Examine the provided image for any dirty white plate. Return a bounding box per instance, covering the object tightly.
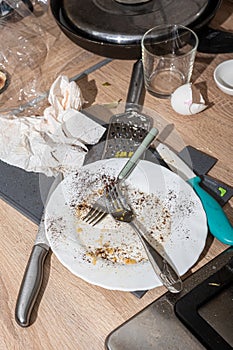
[44,158,207,291]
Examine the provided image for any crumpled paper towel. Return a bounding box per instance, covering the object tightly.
[0,75,106,176]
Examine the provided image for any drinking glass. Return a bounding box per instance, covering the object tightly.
[141,24,198,98]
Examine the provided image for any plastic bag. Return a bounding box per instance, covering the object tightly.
[0,0,51,116]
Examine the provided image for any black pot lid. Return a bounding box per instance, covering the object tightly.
[61,0,209,45]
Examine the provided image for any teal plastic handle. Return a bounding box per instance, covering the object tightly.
[188,176,233,245]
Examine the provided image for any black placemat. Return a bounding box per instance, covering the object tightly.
[0,160,54,224]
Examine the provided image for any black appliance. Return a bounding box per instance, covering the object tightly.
[105,248,233,350]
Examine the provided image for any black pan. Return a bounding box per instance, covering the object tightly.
[50,0,233,59]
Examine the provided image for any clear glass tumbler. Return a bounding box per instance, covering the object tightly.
[141,24,198,98]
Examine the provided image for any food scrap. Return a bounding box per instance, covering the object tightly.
[77,227,83,233]
[208,282,221,287]
[85,242,145,266]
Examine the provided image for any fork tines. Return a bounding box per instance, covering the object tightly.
[83,205,107,226]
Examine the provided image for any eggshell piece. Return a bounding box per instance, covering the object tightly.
[171,83,207,115]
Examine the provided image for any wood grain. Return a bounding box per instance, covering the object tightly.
[0,1,232,349]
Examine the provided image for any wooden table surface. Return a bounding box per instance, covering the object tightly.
[1,1,233,349]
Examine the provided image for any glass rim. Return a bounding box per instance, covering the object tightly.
[141,23,199,58]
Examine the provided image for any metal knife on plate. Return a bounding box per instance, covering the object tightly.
[15,174,62,327]
[156,143,233,246]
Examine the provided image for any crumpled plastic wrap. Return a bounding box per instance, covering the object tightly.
[0,0,56,116]
[0,75,106,176]
[0,34,48,114]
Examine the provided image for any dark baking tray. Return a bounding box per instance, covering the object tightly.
[175,256,233,349]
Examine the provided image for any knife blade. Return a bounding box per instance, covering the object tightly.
[15,174,62,327]
[156,143,233,246]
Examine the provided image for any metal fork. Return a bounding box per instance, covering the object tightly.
[83,127,158,226]
[105,184,183,294]
[83,197,107,226]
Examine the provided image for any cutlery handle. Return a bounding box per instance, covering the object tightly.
[125,59,145,112]
[188,176,233,245]
[130,222,183,293]
[118,127,158,181]
[15,244,49,327]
